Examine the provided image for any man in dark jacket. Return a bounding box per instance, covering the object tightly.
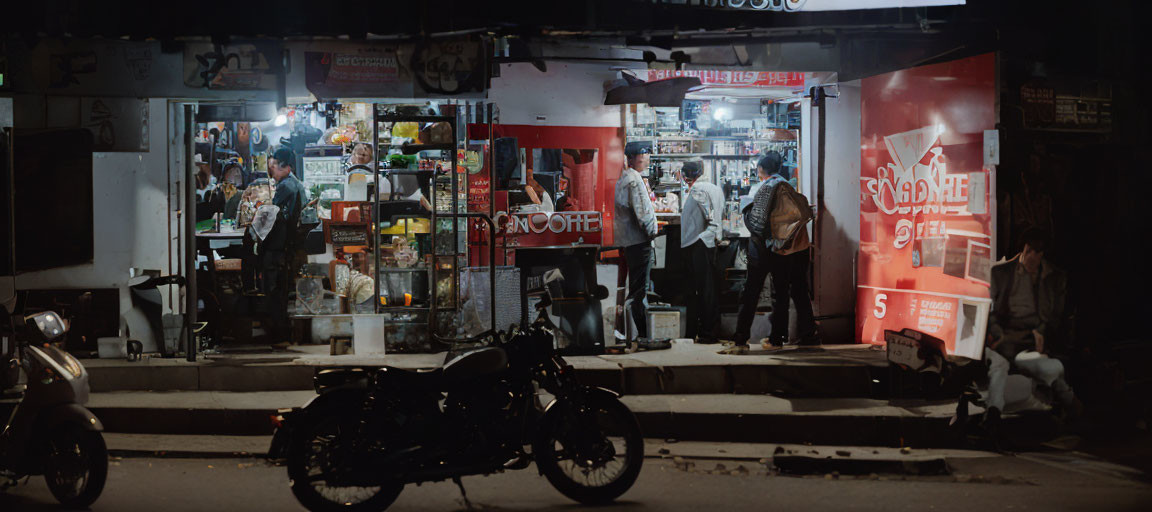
[983,228,1078,422]
[261,147,306,350]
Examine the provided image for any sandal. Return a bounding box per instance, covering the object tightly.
[719,344,749,355]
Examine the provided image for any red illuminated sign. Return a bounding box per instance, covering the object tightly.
[857,53,996,359]
[646,70,805,88]
[497,211,603,248]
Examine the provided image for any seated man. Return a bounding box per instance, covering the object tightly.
[983,228,1079,424]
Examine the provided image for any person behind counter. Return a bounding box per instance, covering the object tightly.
[614,146,664,348]
[348,142,373,168]
[680,160,725,344]
[260,147,308,350]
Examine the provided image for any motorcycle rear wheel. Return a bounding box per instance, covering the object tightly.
[43,427,107,509]
[534,391,644,505]
[287,413,404,512]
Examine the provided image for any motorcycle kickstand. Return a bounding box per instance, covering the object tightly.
[452,476,475,510]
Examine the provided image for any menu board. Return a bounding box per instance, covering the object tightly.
[303,156,345,185]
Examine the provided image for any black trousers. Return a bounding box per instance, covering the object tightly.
[767,248,816,343]
[260,250,291,345]
[733,239,770,345]
[623,243,653,339]
[684,240,718,340]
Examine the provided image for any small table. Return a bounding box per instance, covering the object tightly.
[195,230,248,344]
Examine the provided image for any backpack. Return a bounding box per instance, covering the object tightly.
[742,175,782,239]
[767,181,813,255]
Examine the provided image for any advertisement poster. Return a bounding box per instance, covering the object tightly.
[857,53,995,359]
[183,42,281,90]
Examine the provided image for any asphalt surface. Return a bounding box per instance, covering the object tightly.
[2,453,1151,512]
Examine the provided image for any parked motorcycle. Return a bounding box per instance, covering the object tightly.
[0,306,108,508]
[269,309,644,511]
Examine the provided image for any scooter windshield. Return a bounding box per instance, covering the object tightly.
[35,345,84,379]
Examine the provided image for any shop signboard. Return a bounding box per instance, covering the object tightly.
[304,49,408,99]
[498,211,602,248]
[644,0,963,11]
[647,70,804,88]
[857,52,995,360]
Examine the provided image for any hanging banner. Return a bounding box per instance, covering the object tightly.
[857,52,995,359]
[647,70,804,88]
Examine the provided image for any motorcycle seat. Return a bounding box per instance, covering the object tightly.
[442,347,508,385]
[378,348,508,390]
[380,366,445,390]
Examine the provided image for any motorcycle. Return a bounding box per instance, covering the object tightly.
[269,303,644,511]
[0,305,108,509]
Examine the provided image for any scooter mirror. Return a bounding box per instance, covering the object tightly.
[26,311,68,343]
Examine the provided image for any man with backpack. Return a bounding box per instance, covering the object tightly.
[722,152,819,355]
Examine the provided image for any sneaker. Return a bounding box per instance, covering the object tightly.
[270,342,291,351]
[719,344,749,355]
[694,336,721,345]
[637,338,672,351]
[760,339,785,351]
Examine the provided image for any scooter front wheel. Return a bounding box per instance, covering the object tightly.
[43,427,107,509]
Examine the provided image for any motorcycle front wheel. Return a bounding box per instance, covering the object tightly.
[287,413,404,512]
[43,427,107,509]
[534,390,644,505]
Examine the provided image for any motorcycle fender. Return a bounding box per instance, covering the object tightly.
[541,386,620,415]
[268,388,365,461]
[37,403,104,432]
[537,386,621,475]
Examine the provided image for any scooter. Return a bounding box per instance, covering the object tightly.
[0,305,108,509]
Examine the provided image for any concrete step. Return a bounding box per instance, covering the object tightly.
[86,391,980,448]
[84,343,889,398]
[101,434,998,475]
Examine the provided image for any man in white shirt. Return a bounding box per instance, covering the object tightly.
[680,160,725,344]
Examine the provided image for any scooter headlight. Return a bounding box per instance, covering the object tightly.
[59,350,84,379]
[32,345,84,380]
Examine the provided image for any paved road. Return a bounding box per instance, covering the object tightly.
[2,454,1150,512]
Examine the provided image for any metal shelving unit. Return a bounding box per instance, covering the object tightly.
[372,105,466,345]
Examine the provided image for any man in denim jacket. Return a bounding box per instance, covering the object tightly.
[614,147,658,343]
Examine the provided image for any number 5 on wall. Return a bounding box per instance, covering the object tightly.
[874,293,888,319]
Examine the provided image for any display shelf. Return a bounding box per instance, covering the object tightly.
[377,143,456,152]
[379,268,428,273]
[375,113,451,122]
[376,306,432,313]
[651,153,708,158]
[377,169,433,175]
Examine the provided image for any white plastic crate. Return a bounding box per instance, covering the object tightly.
[648,311,680,340]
